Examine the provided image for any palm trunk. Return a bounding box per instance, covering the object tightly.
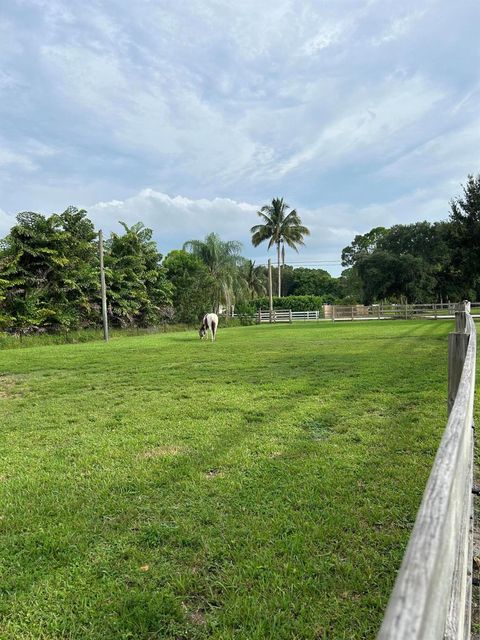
[277,241,281,297]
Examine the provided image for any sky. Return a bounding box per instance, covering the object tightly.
[0,0,479,275]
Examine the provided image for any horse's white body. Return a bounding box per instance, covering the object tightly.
[200,313,218,341]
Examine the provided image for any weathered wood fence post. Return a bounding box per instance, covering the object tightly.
[377,299,476,640]
[98,229,109,342]
[268,259,273,324]
[448,303,470,416]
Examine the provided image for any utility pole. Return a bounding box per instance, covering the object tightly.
[98,229,109,342]
[268,258,273,324]
[277,242,281,297]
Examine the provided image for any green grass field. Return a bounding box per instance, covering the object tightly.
[0,321,456,639]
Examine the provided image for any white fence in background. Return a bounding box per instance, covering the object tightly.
[256,309,321,323]
[252,302,480,323]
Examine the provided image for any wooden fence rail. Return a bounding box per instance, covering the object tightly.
[377,304,476,639]
[252,302,480,323]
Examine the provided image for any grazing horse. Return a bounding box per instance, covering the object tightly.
[199,313,218,342]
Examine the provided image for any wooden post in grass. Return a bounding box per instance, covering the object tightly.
[448,331,469,416]
[447,303,470,416]
[99,229,109,342]
[268,259,273,324]
[456,308,467,333]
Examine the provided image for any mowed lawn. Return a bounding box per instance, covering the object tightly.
[0,321,455,639]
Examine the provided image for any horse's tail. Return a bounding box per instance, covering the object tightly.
[211,318,217,341]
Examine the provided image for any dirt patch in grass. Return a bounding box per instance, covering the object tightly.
[190,610,206,625]
[206,468,224,479]
[140,446,181,458]
[182,601,206,626]
[0,375,24,399]
[301,416,336,440]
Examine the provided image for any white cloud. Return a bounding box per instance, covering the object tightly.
[0,0,478,251]
[89,189,257,250]
[372,8,428,45]
[0,148,36,170]
[0,207,18,237]
[302,22,346,54]
[379,119,480,180]
[272,74,444,177]
[86,183,456,276]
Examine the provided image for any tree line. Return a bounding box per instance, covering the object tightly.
[0,174,478,334]
[0,206,334,334]
[340,174,480,304]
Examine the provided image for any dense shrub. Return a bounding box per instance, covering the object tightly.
[250,295,328,311]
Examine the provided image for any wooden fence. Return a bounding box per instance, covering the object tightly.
[377,304,477,639]
[257,309,319,323]
[255,302,480,323]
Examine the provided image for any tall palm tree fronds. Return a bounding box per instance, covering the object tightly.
[241,259,267,299]
[250,197,309,296]
[183,232,244,314]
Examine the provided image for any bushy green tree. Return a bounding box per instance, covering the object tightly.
[341,227,387,267]
[105,222,173,327]
[283,267,340,297]
[53,207,99,326]
[341,220,463,303]
[449,174,480,297]
[0,208,101,332]
[163,250,215,324]
[183,232,244,313]
[251,294,327,311]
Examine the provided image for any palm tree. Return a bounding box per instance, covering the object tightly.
[250,197,310,296]
[183,232,244,314]
[242,259,267,299]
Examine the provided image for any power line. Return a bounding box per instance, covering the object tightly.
[251,260,343,266]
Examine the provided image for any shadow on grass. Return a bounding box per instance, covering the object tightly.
[0,323,450,639]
